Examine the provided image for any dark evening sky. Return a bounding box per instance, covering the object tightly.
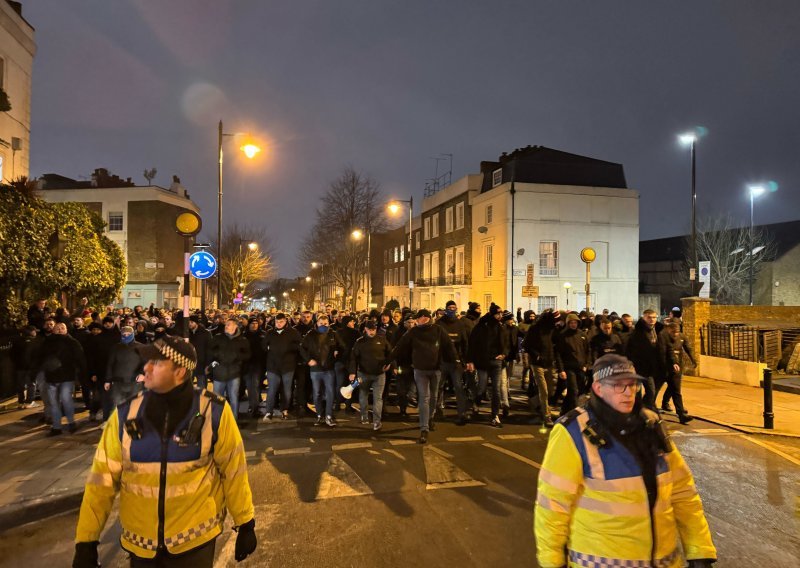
[23,1,800,275]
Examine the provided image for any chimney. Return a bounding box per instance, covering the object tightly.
[169,175,185,196]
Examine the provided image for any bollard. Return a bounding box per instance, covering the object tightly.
[763,368,774,430]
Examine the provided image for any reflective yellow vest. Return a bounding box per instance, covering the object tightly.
[534,406,716,568]
[75,388,254,559]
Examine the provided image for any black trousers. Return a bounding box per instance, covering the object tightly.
[130,539,215,567]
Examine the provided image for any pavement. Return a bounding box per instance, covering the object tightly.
[0,372,797,535]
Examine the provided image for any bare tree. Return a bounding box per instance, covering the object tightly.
[209,223,275,307]
[299,166,387,310]
[675,214,776,304]
[143,167,157,185]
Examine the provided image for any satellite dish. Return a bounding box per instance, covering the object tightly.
[477,226,488,234]
[517,248,525,256]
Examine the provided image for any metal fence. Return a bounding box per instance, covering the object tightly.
[701,322,800,368]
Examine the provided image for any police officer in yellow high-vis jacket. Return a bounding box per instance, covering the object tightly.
[73,335,257,567]
[534,354,716,568]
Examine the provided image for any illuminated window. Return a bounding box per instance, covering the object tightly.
[486,205,493,225]
[445,207,453,233]
[484,244,493,277]
[431,213,439,238]
[455,202,464,230]
[539,241,558,276]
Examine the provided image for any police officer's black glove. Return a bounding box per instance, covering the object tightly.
[687,560,715,568]
[234,518,257,562]
[72,541,100,568]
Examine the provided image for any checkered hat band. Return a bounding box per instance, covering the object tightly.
[157,341,196,371]
[594,363,636,381]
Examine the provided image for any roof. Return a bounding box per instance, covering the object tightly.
[480,145,628,192]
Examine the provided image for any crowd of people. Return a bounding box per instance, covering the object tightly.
[2,297,694,441]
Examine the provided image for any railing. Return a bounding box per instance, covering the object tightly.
[701,322,800,368]
[414,275,471,287]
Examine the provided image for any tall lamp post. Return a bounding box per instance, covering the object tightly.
[311,262,325,311]
[679,132,698,294]
[748,185,765,306]
[563,281,572,310]
[388,198,413,308]
[351,229,371,310]
[217,119,261,308]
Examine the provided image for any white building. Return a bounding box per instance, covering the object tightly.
[0,1,35,183]
[470,146,640,316]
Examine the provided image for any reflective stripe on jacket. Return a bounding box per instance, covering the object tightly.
[534,407,716,568]
[75,388,254,558]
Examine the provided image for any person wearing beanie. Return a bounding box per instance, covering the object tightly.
[102,325,144,419]
[466,304,510,427]
[464,302,482,333]
[436,300,472,425]
[263,313,302,421]
[207,319,252,420]
[554,311,591,416]
[333,315,360,414]
[535,354,716,568]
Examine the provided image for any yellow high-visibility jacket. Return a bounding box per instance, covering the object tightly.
[534,406,716,568]
[76,388,254,559]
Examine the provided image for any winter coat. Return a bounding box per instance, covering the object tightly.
[334,327,361,365]
[38,333,87,383]
[625,319,667,379]
[436,316,471,362]
[377,321,399,346]
[10,334,41,371]
[589,332,624,362]
[467,314,510,370]
[299,329,339,371]
[263,326,302,374]
[85,330,119,379]
[208,331,251,381]
[188,324,212,371]
[349,334,392,376]
[523,312,558,368]
[554,327,591,373]
[105,341,145,383]
[243,329,267,374]
[390,323,458,372]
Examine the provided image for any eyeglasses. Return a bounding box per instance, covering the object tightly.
[600,380,641,394]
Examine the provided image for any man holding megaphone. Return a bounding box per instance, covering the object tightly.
[348,321,392,431]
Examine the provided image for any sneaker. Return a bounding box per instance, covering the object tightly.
[46,428,62,437]
[373,422,382,431]
[262,413,273,422]
[417,431,428,444]
[67,423,77,434]
[27,401,40,408]
[360,416,370,425]
[314,415,324,426]
[325,416,337,428]
[491,415,503,428]
[544,418,555,428]
[281,410,289,420]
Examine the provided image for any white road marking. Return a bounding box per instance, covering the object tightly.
[742,435,800,467]
[315,454,373,500]
[244,450,256,457]
[428,445,453,459]
[498,433,535,440]
[273,447,311,456]
[423,445,485,490]
[331,442,372,451]
[55,451,89,470]
[389,439,416,446]
[384,449,406,461]
[446,436,484,442]
[482,443,541,469]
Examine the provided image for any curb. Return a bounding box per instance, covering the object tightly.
[690,415,800,439]
[0,489,84,533]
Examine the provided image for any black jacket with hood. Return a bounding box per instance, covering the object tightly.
[208,327,252,381]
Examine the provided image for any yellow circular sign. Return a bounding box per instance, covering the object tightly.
[175,211,201,236]
[580,247,596,263]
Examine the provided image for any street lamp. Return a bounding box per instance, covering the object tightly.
[563,281,572,309]
[748,184,766,305]
[310,262,325,311]
[351,228,371,310]
[679,131,698,294]
[388,197,413,308]
[217,119,261,308]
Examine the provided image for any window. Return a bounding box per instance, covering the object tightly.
[399,245,404,262]
[415,231,421,250]
[423,217,430,240]
[384,269,389,285]
[431,251,439,280]
[486,204,493,225]
[384,250,389,265]
[393,247,399,263]
[423,253,431,279]
[399,266,405,284]
[455,202,465,230]
[108,212,124,232]
[415,255,422,280]
[455,246,465,276]
[484,293,492,308]
[484,244,493,277]
[445,207,454,233]
[431,212,439,238]
[492,168,502,187]
[538,296,557,312]
[393,268,399,286]
[445,248,454,278]
[539,241,558,276]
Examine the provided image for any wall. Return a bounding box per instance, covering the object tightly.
[756,243,800,306]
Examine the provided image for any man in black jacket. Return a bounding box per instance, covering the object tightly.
[263,313,302,420]
[522,310,558,427]
[625,309,667,410]
[466,304,510,428]
[85,321,118,421]
[188,316,212,389]
[11,326,40,408]
[299,315,339,427]
[38,322,86,436]
[436,300,471,425]
[103,326,144,418]
[208,319,251,419]
[554,313,591,416]
[243,319,267,418]
[334,316,360,413]
[389,309,458,443]
[348,321,391,430]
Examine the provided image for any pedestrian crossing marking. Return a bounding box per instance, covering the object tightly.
[428,445,454,459]
[446,436,484,442]
[384,449,406,461]
[331,442,373,452]
[694,428,729,433]
[498,434,535,440]
[389,439,416,446]
[273,447,311,456]
[423,445,485,490]
[482,443,541,469]
[315,454,373,500]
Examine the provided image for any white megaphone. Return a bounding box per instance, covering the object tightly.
[340,377,361,400]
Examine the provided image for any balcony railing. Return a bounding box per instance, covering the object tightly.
[414,274,471,287]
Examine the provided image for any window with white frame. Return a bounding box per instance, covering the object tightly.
[539,241,558,276]
[399,245,404,262]
[492,168,502,187]
[430,251,439,279]
[486,204,493,225]
[415,231,421,249]
[399,266,405,284]
[431,212,439,238]
[538,296,557,312]
[393,247,399,263]
[415,255,422,280]
[455,202,464,230]
[484,293,492,308]
[108,211,124,232]
[484,244,493,277]
[455,245,465,275]
[445,248,454,279]
[423,217,430,240]
[445,207,454,233]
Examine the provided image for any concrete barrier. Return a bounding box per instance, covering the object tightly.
[698,354,766,387]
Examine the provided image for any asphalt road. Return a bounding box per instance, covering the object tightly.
[1,406,799,568]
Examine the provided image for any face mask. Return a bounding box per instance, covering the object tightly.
[317,326,329,334]
[445,310,457,319]
[121,333,134,345]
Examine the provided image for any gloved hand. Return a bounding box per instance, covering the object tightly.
[688,560,716,568]
[72,541,100,568]
[234,518,257,562]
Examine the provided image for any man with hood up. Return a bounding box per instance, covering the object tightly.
[522,310,558,427]
[466,303,510,428]
[208,319,251,419]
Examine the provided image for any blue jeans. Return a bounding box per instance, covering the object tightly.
[265,370,295,415]
[310,369,335,418]
[358,372,386,424]
[476,360,503,417]
[413,369,441,432]
[244,369,264,414]
[440,362,468,417]
[213,378,241,418]
[47,381,75,429]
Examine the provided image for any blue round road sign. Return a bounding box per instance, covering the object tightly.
[189,251,217,280]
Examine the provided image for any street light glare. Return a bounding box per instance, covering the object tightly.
[305,276,311,282]
[678,133,697,146]
[563,282,572,289]
[241,143,261,159]
[749,185,766,198]
[311,261,319,268]
[247,242,258,251]
[387,202,401,215]
[351,229,364,240]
